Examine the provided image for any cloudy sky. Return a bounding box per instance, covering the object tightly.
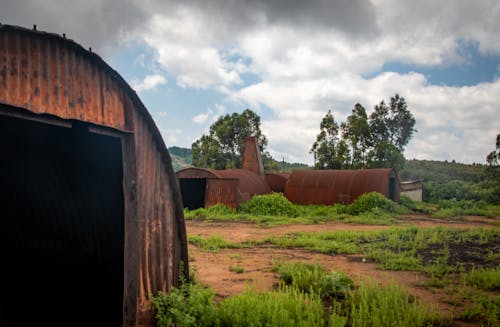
[2,0,499,165]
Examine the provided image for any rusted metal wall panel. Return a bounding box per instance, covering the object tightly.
[265,173,290,193]
[175,168,271,207]
[132,109,188,326]
[0,26,126,130]
[284,169,399,205]
[216,169,271,202]
[206,179,239,208]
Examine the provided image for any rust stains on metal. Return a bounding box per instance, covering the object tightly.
[176,137,272,209]
[176,167,271,208]
[0,24,188,327]
[284,168,401,205]
[265,173,290,193]
[242,136,265,177]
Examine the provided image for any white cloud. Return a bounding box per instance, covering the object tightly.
[131,74,167,92]
[237,73,500,165]
[192,108,213,124]
[192,104,227,124]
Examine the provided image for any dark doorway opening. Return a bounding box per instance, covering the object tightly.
[179,178,206,209]
[389,176,396,201]
[0,113,124,326]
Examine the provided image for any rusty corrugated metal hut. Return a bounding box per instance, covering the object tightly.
[176,136,271,209]
[0,24,188,326]
[284,168,401,205]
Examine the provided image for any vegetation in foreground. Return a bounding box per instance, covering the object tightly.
[182,192,499,326]
[187,226,500,326]
[152,263,448,327]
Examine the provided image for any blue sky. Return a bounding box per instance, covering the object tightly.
[2,0,500,165]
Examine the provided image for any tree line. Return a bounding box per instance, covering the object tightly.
[310,94,416,172]
[191,94,416,172]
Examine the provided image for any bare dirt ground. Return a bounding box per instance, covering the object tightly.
[186,216,499,323]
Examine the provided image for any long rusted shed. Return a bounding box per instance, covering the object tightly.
[284,168,401,205]
[0,24,188,327]
[176,167,271,208]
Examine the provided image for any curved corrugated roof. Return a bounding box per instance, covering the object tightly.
[284,168,399,205]
[0,24,188,326]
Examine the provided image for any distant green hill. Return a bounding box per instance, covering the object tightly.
[168,146,192,171]
[399,159,498,203]
[399,159,486,183]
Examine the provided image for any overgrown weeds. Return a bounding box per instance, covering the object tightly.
[151,262,446,326]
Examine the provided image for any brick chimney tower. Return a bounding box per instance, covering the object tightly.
[242,136,265,177]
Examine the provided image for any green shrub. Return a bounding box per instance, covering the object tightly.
[348,192,398,215]
[206,203,236,215]
[322,272,354,299]
[184,204,235,220]
[151,283,218,327]
[238,192,299,217]
[275,262,327,294]
[275,262,353,299]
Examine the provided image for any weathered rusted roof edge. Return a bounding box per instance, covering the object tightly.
[0,24,174,168]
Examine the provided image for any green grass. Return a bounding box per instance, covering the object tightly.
[185,193,499,228]
[188,235,246,252]
[267,227,500,274]
[184,192,407,226]
[462,267,500,291]
[229,265,245,274]
[218,286,327,327]
[350,281,446,327]
[152,274,446,327]
[460,295,500,327]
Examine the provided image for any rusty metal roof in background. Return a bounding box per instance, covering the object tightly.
[176,167,271,197]
[284,168,398,205]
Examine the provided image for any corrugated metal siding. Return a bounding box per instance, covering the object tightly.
[206,179,239,208]
[216,169,271,198]
[0,26,126,130]
[0,25,189,327]
[175,168,271,207]
[133,111,188,325]
[284,169,398,205]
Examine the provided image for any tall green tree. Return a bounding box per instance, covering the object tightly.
[311,94,416,172]
[367,94,416,171]
[341,103,370,168]
[191,109,268,169]
[486,133,500,166]
[310,110,351,169]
